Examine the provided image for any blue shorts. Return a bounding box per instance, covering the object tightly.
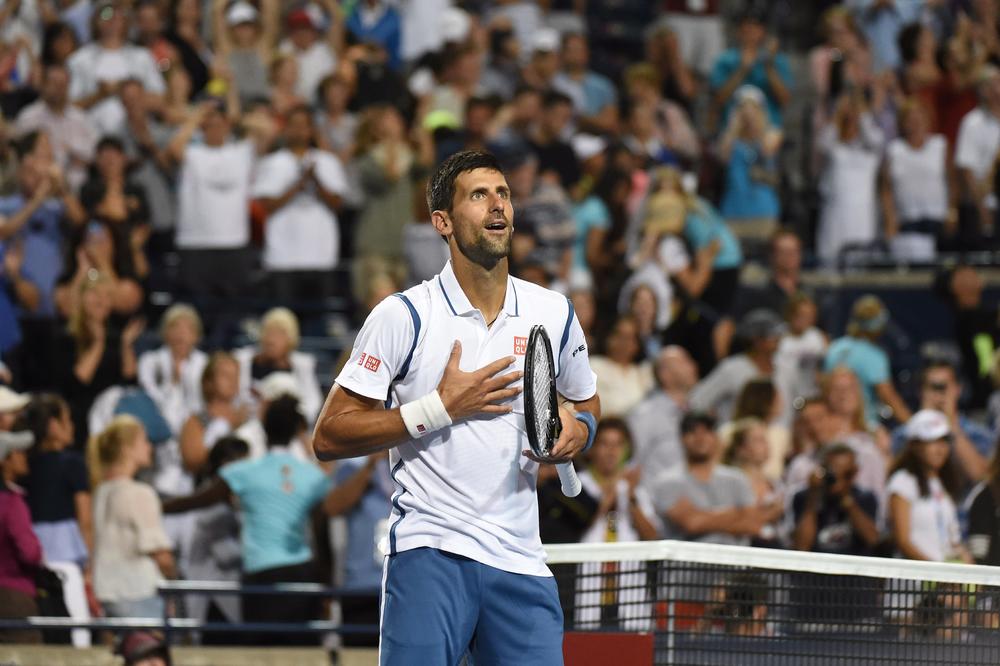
[379,547,564,666]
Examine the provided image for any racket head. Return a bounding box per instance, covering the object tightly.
[523,324,562,458]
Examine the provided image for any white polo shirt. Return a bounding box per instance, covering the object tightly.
[335,261,597,577]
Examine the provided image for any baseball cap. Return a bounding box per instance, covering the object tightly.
[571,134,607,162]
[680,410,716,435]
[906,409,951,442]
[286,8,316,31]
[531,28,561,54]
[0,386,29,413]
[0,431,33,459]
[226,1,259,26]
[739,308,785,340]
[734,84,766,107]
[441,7,471,44]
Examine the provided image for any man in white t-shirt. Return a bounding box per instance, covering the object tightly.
[954,66,1000,242]
[313,150,601,665]
[67,0,166,136]
[253,105,346,302]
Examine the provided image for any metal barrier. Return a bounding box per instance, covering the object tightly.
[0,581,382,644]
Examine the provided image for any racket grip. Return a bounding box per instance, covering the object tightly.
[556,462,581,497]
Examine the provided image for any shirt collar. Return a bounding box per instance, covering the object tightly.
[437,260,519,320]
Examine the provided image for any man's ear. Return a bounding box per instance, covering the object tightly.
[431,209,452,238]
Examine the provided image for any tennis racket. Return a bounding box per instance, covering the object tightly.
[523,325,582,497]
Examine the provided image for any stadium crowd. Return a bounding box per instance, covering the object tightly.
[3,0,1000,652]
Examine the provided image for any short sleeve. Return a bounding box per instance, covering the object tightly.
[334,458,364,485]
[220,459,250,496]
[954,113,979,171]
[315,152,348,195]
[867,349,890,385]
[130,484,172,553]
[251,153,293,198]
[708,52,733,91]
[65,452,90,493]
[335,296,416,401]
[556,300,597,402]
[137,49,167,94]
[732,469,755,507]
[886,470,918,503]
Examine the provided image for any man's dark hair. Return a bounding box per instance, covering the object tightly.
[426,149,504,214]
[594,417,632,453]
[263,395,306,449]
[542,89,573,110]
[919,360,956,388]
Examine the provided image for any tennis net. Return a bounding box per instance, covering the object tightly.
[545,540,1000,665]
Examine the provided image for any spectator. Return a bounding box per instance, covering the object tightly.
[315,73,358,162]
[427,44,482,127]
[887,409,971,562]
[164,0,211,100]
[115,630,171,666]
[212,0,279,107]
[792,443,880,555]
[954,65,1000,245]
[774,293,827,406]
[235,307,322,425]
[480,18,521,101]
[435,96,500,167]
[552,32,618,134]
[625,283,666,360]
[0,386,28,431]
[167,101,275,343]
[649,411,773,545]
[137,304,208,436]
[279,1,344,103]
[849,0,927,73]
[528,91,580,190]
[67,1,167,137]
[657,0,725,79]
[351,104,433,303]
[179,351,247,474]
[941,264,997,409]
[41,21,80,67]
[891,360,990,482]
[717,85,782,244]
[718,378,790,480]
[723,418,784,547]
[14,62,97,192]
[881,99,951,262]
[825,294,912,424]
[55,220,144,318]
[589,315,654,418]
[931,23,981,154]
[689,308,782,423]
[268,54,305,119]
[167,396,336,646]
[0,429,42,645]
[21,394,90,567]
[898,22,940,102]
[55,271,143,448]
[346,0,403,71]
[521,27,561,91]
[622,63,700,166]
[88,415,175,618]
[643,24,697,110]
[255,106,346,302]
[709,9,791,129]
[627,345,698,490]
[816,92,885,266]
[325,450,393,648]
[736,229,805,320]
[809,7,872,120]
[966,444,1000,565]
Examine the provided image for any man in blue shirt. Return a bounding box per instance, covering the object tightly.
[709,10,792,129]
[552,33,618,134]
[326,452,393,647]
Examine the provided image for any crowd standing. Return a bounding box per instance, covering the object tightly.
[2,0,1000,648]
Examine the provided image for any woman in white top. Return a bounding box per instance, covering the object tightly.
[887,410,971,563]
[88,415,174,618]
[589,316,654,418]
[816,92,885,266]
[137,304,208,436]
[881,99,951,262]
[576,419,659,631]
[775,294,827,409]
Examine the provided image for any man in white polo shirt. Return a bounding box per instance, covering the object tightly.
[313,150,600,665]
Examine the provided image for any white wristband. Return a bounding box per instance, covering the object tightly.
[399,390,453,439]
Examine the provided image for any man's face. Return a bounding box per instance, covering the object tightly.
[801,403,833,444]
[561,35,588,70]
[771,233,801,274]
[542,101,573,136]
[656,346,697,393]
[442,168,513,268]
[922,367,959,412]
[737,20,766,50]
[42,68,69,107]
[201,107,230,145]
[682,423,717,464]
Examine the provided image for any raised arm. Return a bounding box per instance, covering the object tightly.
[212,0,232,57]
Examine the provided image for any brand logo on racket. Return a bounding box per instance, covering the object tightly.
[513,336,528,355]
[358,353,382,372]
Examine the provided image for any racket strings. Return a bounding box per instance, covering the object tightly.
[531,343,554,453]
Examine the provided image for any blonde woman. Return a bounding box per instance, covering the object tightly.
[56,272,143,448]
[717,85,782,242]
[138,304,208,435]
[234,307,322,423]
[89,415,174,618]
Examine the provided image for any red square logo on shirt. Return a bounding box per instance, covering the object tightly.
[514,337,528,355]
[364,355,382,373]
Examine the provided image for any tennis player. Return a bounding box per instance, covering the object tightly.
[313,150,600,664]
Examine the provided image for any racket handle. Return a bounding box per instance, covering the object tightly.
[557,462,581,497]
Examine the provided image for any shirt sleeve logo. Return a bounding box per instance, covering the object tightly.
[514,336,528,355]
[361,354,382,372]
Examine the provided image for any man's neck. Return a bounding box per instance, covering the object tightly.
[564,66,585,80]
[451,251,508,325]
[687,460,715,482]
[772,269,798,293]
[664,387,690,408]
[45,99,67,114]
